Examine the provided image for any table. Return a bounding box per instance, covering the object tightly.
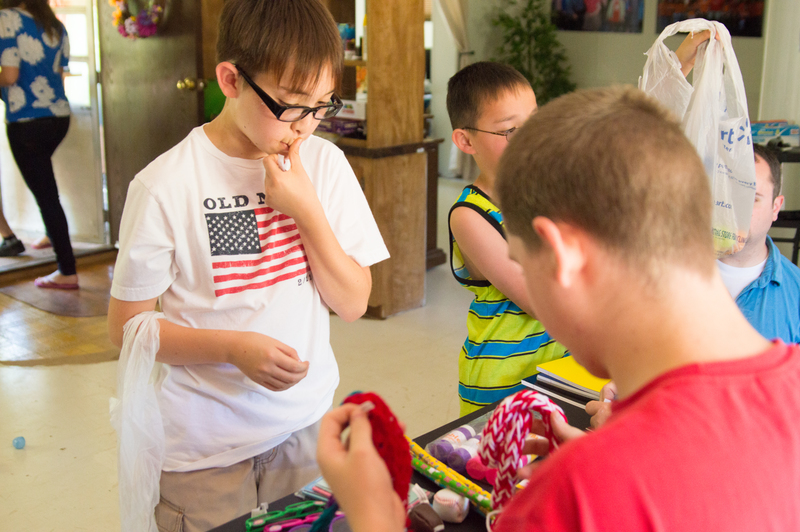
[210,395,591,532]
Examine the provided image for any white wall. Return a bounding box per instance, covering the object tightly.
[430,0,459,177]
[759,0,800,256]
[758,0,799,125]
[760,0,800,211]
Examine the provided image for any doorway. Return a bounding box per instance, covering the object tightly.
[0,0,109,275]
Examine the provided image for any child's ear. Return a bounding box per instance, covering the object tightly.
[532,217,586,288]
[217,62,241,99]
[452,128,477,155]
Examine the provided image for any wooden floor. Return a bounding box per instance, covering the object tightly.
[0,254,119,366]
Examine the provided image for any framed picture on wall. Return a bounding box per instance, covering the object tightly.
[551,0,644,33]
[656,0,764,37]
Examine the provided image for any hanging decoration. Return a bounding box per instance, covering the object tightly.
[109,0,165,39]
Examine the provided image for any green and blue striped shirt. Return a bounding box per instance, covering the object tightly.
[450,185,567,415]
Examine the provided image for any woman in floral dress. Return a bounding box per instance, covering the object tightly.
[0,0,77,289]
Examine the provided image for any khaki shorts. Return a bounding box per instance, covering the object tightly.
[155,419,322,532]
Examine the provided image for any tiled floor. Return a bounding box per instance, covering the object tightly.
[0,177,474,531]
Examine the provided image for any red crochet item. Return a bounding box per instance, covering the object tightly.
[478,390,567,510]
[343,392,412,510]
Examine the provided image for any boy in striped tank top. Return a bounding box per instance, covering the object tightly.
[446,62,567,415]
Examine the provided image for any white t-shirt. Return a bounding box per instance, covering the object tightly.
[717,258,767,300]
[111,127,389,471]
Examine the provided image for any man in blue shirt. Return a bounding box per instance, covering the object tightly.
[717,144,800,343]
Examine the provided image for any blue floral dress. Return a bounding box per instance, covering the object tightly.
[0,7,70,123]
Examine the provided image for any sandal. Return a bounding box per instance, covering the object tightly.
[34,276,79,290]
[31,237,52,250]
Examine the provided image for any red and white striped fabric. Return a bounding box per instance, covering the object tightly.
[478,390,566,510]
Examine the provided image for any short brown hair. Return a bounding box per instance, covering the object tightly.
[753,144,782,201]
[446,62,532,130]
[217,0,343,93]
[497,86,715,278]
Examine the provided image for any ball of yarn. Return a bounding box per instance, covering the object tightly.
[465,453,499,484]
[465,454,487,480]
[447,437,480,472]
[431,489,470,523]
[427,426,475,461]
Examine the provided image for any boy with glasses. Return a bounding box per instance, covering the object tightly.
[106,1,388,530]
[446,61,567,415]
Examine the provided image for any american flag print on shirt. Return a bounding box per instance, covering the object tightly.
[205,206,309,297]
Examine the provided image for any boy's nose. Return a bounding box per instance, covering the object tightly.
[291,112,317,135]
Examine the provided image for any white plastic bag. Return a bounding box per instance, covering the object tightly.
[640,19,756,257]
[109,311,166,532]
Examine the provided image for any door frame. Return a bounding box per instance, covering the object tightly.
[56,0,108,245]
[97,0,205,244]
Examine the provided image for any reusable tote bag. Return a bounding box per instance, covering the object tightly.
[640,19,755,257]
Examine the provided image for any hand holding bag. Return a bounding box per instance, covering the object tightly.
[640,19,756,257]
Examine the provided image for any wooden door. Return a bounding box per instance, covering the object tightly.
[97,0,205,243]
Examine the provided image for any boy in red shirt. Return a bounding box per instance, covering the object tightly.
[316,86,800,531]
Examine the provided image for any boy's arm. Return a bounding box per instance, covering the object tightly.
[451,206,538,317]
[291,210,373,323]
[107,296,309,391]
[262,138,372,322]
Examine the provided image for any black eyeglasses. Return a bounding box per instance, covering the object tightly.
[235,65,343,122]
[462,126,519,141]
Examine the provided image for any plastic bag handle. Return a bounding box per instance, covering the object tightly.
[640,18,717,91]
[642,18,747,109]
[717,24,749,119]
[641,19,749,121]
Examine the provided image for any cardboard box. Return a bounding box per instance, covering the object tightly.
[752,120,789,128]
[317,118,363,136]
[752,124,800,147]
[338,99,366,120]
